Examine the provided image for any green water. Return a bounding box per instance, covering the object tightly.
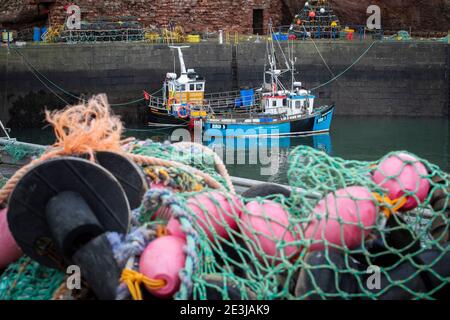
[10,116,449,184]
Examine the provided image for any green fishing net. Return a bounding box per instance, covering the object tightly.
[0,141,45,164]
[131,144,450,300]
[0,140,449,300]
[0,257,65,300]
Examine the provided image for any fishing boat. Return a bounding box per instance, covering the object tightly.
[198,24,335,138]
[146,46,205,126]
[146,46,253,127]
[146,24,335,136]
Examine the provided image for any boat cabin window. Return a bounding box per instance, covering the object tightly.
[296,101,301,108]
[283,98,287,106]
[189,84,195,91]
[272,100,277,107]
[179,84,185,91]
[196,83,203,91]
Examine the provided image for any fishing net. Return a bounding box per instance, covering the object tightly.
[0,141,45,163]
[0,256,65,300]
[0,96,448,300]
[130,145,450,300]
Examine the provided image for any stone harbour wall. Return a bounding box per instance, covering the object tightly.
[0,41,448,126]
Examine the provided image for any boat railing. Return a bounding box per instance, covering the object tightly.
[205,92,263,110]
[148,96,166,109]
[204,88,259,99]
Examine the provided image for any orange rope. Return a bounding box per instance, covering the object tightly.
[0,95,233,205]
[120,269,166,300]
[156,225,168,237]
[372,193,408,218]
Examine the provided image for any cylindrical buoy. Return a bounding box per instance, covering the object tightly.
[139,236,186,299]
[305,186,377,251]
[0,208,22,269]
[240,200,300,263]
[241,183,291,199]
[167,192,242,240]
[373,153,430,211]
[295,250,363,299]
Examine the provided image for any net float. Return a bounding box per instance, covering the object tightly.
[139,235,186,299]
[363,242,450,300]
[240,200,301,263]
[305,186,377,251]
[295,250,363,299]
[167,191,242,240]
[0,208,22,269]
[373,152,430,211]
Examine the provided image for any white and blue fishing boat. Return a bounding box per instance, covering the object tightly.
[200,24,335,138]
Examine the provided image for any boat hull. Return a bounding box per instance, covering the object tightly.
[148,107,189,126]
[203,105,335,137]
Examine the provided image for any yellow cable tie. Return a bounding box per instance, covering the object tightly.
[372,193,407,218]
[120,269,166,301]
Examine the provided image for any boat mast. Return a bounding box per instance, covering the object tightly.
[169,46,190,75]
[268,21,277,95]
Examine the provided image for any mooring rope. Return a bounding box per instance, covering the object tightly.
[11,47,159,107]
[309,41,378,91]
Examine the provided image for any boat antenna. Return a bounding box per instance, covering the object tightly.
[169,46,190,74]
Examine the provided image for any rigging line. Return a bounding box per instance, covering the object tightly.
[12,47,158,106]
[309,41,378,92]
[302,24,336,79]
[12,47,82,101]
[26,63,71,105]
[271,24,291,71]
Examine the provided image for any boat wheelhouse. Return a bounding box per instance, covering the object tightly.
[201,22,335,137]
[148,46,207,125]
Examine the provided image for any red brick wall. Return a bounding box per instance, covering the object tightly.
[47,0,288,34]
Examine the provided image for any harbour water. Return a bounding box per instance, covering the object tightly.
[9,116,449,184]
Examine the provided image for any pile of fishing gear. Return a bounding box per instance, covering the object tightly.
[58,17,144,43]
[0,95,449,300]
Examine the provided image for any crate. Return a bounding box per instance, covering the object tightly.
[186,34,201,43]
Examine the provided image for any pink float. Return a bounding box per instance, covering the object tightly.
[139,236,186,299]
[167,191,242,240]
[373,153,430,211]
[0,208,22,268]
[240,200,300,262]
[305,186,377,251]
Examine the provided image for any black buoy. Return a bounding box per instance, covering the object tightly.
[242,183,291,199]
[7,157,131,299]
[94,152,147,210]
[429,174,450,243]
[363,243,450,300]
[295,250,364,300]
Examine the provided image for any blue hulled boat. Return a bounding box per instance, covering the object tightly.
[196,22,335,138]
